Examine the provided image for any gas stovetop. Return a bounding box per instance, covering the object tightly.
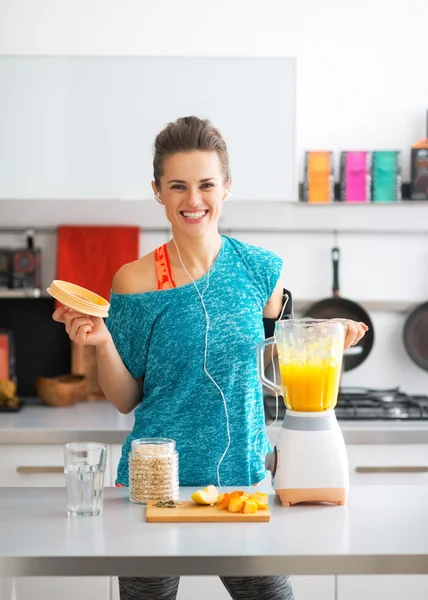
[264,388,428,421]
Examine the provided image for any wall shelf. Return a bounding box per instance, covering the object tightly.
[0,289,41,299]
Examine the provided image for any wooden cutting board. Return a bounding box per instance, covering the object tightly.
[146,501,271,523]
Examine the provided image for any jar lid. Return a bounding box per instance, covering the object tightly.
[131,438,176,455]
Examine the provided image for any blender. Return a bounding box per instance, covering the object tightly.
[257,319,349,507]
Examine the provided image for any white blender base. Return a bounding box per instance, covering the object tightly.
[275,487,348,507]
[270,409,349,507]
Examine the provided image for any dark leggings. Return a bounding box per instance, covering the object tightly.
[119,575,294,600]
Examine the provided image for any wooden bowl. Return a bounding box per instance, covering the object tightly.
[35,374,88,407]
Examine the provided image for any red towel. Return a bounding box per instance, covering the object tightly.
[56,225,140,301]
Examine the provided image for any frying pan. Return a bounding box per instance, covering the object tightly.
[403,301,428,371]
[302,247,374,372]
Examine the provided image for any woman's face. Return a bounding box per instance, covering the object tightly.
[153,151,230,237]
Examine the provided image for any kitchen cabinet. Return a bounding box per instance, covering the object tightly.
[12,577,110,600]
[0,56,295,203]
[112,575,335,600]
[0,445,112,487]
[0,445,111,600]
[290,576,335,600]
[337,575,428,600]
[346,444,428,486]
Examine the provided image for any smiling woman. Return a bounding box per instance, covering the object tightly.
[52,115,367,600]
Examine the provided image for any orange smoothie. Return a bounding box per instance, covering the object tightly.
[279,360,341,412]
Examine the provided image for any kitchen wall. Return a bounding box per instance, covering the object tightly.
[1,0,428,178]
[1,0,428,392]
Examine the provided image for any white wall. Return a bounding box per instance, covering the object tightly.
[1,0,428,393]
[1,0,427,179]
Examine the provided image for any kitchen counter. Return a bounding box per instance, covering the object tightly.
[1,485,428,577]
[0,399,134,444]
[1,399,428,444]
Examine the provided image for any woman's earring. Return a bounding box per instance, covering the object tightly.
[155,194,162,204]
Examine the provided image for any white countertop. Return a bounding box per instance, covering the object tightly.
[1,485,428,577]
[1,400,428,444]
[0,400,135,444]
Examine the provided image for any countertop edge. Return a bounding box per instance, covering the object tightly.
[1,554,428,577]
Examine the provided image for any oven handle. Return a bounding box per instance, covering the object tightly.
[356,466,428,474]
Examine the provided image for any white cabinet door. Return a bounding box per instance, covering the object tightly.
[290,576,335,600]
[0,445,112,487]
[347,444,428,486]
[177,576,230,600]
[112,576,119,600]
[14,576,110,600]
[337,575,428,600]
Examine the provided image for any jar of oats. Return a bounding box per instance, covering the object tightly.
[129,438,179,504]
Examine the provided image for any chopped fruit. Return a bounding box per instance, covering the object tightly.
[191,485,219,505]
[249,493,269,509]
[251,492,268,504]
[228,496,245,513]
[228,490,245,500]
[252,499,268,510]
[211,488,269,514]
[216,493,231,510]
[242,500,258,514]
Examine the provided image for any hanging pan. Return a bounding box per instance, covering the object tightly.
[302,247,374,372]
[403,300,428,371]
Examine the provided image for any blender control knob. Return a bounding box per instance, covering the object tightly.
[265,447,277,477]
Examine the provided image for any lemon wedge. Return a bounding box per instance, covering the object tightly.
[191,485,219,505]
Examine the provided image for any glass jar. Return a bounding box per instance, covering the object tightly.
[128,438,179,504]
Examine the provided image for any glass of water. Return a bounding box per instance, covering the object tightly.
[64,442,107,517]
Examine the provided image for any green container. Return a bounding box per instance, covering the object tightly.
[372,151,401,202]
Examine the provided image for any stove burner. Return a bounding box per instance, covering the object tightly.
[385,406,408,418]
[264,387,428,422]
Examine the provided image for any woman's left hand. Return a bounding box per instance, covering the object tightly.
[336,320,369,349]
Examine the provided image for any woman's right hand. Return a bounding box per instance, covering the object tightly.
[52,305,112,347]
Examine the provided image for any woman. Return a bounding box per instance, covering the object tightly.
[53,116,367,600]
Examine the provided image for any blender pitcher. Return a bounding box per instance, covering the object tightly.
[257,319,345,412]
[257,319,349,507]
